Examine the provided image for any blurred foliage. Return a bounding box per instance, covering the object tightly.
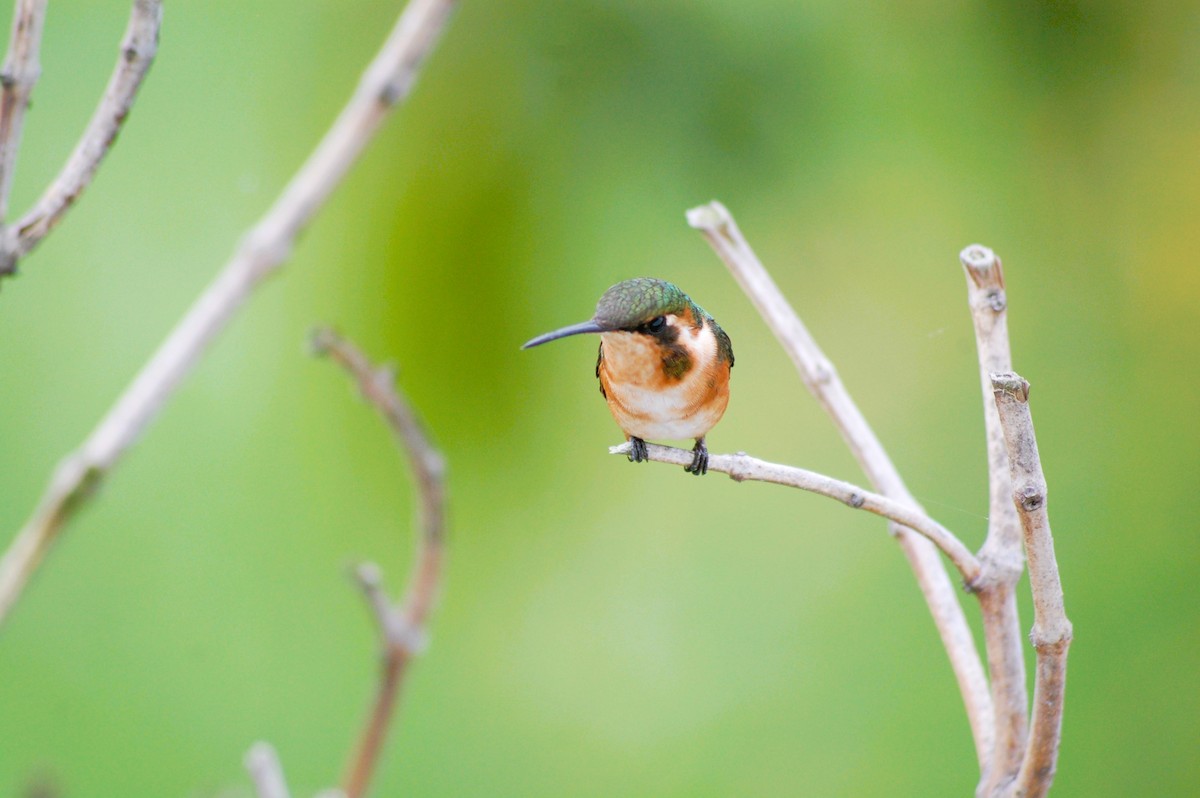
[1,0,1197,795]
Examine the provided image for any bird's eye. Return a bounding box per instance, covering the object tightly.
[647,315,666,332]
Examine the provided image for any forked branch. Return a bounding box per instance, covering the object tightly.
[0,0,163,276]
[243,330,448,798]
[678,206,1069,794]
[608,441,980,583]
[312,328,446,798]
[0,0,457,630]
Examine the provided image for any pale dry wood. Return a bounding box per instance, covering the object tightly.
[992,373,1071,798]
[244,742,292,798]
[0,0,457,629]
[311,328,447,798]
[609,441,980,583]
[686,200,994,767]
[0,0,162,276]
[960,244,1029,794]
[0,0,46,222]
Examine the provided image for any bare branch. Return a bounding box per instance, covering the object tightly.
[0,0,162,276]
[961,244,1028,792]
[0,0,47,221]
[0,0,457,629]
[244,742,291,798]
[311,328,447,798]
[992,373,1072,798]
[687,200,994,766]
[610,441,981,582]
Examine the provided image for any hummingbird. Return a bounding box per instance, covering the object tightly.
[523,277,734,476]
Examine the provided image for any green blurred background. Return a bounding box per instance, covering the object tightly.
[1,0,1197,795]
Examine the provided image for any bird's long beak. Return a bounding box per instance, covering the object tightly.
[522,319,605,349]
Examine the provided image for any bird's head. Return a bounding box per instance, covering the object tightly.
[522,278,697,349]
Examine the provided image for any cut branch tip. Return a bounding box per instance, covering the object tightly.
[990,371,1030,402]
[960,243,997,269]
[685,200,730,232]
[960,243,1005,293]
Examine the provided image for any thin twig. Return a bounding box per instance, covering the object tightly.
[609,441,980,582]
[686,200,994,766]
[961,244,1028,793]
[311,328,447,798]
[0,0,48,222]
[0,0,457,630]
[244,741,292,798]
[0,0,162,277]
[991,373,1071,798]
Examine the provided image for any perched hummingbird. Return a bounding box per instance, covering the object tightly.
[523,278,734,476]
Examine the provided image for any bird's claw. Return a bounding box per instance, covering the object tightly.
[685,439,709,476]
[628,437,648,463]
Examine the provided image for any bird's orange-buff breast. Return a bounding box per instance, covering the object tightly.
[597,314,730,441]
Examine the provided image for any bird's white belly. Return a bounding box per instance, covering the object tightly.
[609,378,722,440]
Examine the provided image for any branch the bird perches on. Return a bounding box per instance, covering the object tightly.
[608,441,981,583]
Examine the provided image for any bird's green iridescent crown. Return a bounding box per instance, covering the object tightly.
[593,278,691,330]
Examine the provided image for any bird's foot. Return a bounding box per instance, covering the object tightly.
[685,438,709,476]
[628,436,649,463]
